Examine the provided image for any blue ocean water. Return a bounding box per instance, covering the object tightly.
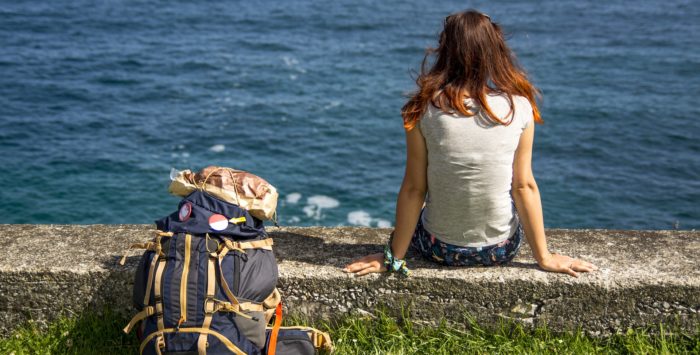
[0,0,698,229]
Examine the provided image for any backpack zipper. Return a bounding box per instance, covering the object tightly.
[178,233,192,329]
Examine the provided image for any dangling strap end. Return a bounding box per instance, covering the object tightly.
[267,302,283,355]
[123,306,154,334]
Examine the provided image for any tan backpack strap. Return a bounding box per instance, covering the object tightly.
[119,229,171,266]
[224,238,273,251]
[142,236,164,307]
[154,230,174,237]
[215,244,271,317]
[207,299,259,319]
[197,252,218,354]
[152,256,167,354]
[263,288,281,309]
[141,255,159,306]
[141,327,246,355]
[155,338,164,355]
[263,288,282,324]
[122,306,154,334]
[216,245,243,306]
[119,242,157,265]
[312,329,333,352]
[238,302,265,312]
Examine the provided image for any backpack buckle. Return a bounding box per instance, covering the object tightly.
[204,297,217,315]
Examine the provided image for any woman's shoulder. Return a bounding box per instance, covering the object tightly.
[417,103,436,131]
[486,92,530,108]
[484,93,533,127]
[512,94,532,110]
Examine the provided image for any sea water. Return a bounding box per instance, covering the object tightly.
[0,0,698,229]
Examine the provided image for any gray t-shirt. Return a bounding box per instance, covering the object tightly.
[419,93,533,247]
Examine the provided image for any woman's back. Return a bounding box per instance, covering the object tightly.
[420,94,533,247]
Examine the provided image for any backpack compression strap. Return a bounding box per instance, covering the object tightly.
[263,288,282,324]
[118,230,174,266]
[223,238,274,251]
[152,255,168,354]
[216,238,274,308]
[122,234,168,335]
[197,251,219,353]
[123,306,154,334]
[140,327,245,355]
[216,244,244,307]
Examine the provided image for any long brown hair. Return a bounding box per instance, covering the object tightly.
[402,10,542,130]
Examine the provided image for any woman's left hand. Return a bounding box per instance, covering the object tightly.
[343,253,387,276]
[538,252,597,277]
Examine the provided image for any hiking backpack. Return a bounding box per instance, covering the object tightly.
[122,190,332,354]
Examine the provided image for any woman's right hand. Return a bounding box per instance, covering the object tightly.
[538,253,598,277]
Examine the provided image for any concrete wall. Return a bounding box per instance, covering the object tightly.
[0,225,698,337]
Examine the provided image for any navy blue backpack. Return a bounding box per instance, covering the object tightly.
[122,190,332,354]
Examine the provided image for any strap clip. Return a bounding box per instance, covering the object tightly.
[204,297,217,315]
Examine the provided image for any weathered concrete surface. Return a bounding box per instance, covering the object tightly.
[0,225,698,337]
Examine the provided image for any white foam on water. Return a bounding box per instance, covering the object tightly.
[286,192,302,204]
[347,210,372,227]
[347,210,393,228]
[375,219,392,228]
[307,195,339,209]
[282,56,299,67]
[323,101,341,110]
[172,152,190,158]
[209,144,225,153]
[302,205,316,218]
[282,56,306,73]
[303,195,340,220]
[288,216,300,224]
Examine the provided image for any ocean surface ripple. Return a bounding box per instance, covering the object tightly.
[0,0,698,229]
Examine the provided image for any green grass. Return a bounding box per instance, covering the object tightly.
[1,310,698,354]
[326,312,699,354]
[0,310,137,355]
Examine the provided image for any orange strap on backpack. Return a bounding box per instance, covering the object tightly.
[267,302,283,355]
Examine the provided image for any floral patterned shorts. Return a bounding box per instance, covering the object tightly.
[410,211,524,267]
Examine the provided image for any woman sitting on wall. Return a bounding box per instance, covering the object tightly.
[344,10,597,277]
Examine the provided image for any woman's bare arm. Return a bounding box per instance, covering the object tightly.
[390,125,428,259]
[344,126,427,275]
[511,122,597,277]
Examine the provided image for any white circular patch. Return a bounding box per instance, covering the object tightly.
[208,214,228,231]
[179,203,192,221]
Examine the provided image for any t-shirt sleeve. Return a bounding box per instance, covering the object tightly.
[418,104,433,135]
[519,96,535,130]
